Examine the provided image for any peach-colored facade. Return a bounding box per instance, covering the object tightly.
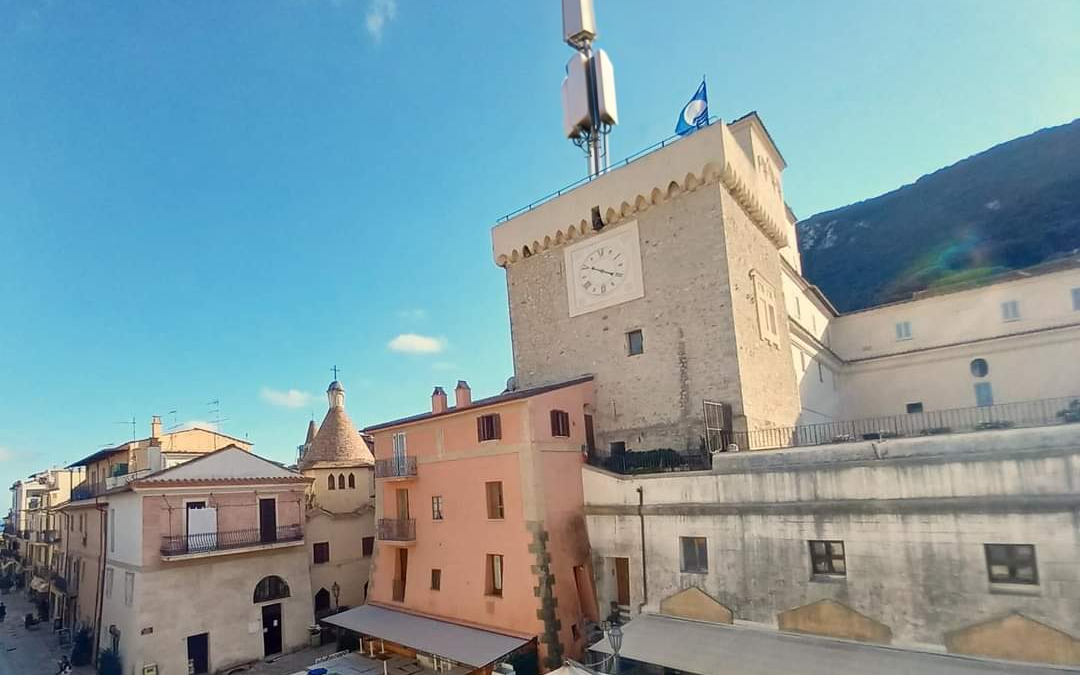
[366,377,599,673]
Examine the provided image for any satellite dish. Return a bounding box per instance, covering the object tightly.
[505,376,518,392]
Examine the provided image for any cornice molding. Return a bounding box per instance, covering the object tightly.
[496,159,789,267]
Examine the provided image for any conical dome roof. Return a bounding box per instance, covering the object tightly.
[300,381,374,470]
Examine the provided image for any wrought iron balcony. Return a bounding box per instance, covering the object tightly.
[70,481,109,501]
[39,530,60,544]
[50,572,67,594]
[374,457,418,480]
[160,524,303,558]
[377,518,416,542]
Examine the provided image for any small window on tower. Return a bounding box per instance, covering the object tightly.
[627,329,644,356]
[750,271,780,346]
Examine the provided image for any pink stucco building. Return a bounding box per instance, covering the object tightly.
[324,376,599,674]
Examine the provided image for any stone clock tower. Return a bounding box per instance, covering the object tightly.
[492,115,802,454]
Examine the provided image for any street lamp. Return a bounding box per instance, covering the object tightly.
[331,582,340,608]
[601,621,623,674]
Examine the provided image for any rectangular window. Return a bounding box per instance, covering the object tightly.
[477,414,502,442]
[392,432,407,459]
[679,536,708,574]
[571,624,580,641]
[431,568,441,591]
[985,544,1038,585]
[105,567,114,598]
[752,273,780,345]
[431,495,444,521]
[627,329,644,356]
[313,542,330,565]
[124,572,134,607]
[1073,288,1080,311]
[485,482,505,519]
[362,536,374,557]
[906,402,924,414]
[975,381,994,407]
[486,554,504,597]
[109,509,116,553]
[895,321,912,341]
[1001,300,1020,322]
[809,540,846,576]
[550,410,571,437]
[816,360,823,383]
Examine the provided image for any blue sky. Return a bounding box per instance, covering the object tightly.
[1,0,1078,487]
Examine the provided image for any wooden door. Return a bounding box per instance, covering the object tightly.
[396,489,410,520]
[261,603,282,656]
[614,557,630,606]
[186,632,209,674]
[259,498,277,543]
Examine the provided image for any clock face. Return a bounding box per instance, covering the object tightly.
[564,220,644,317]
[578,244,627,296]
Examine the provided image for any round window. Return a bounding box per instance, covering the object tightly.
[970,358,989,378]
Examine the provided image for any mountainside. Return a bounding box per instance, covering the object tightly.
[797,119,1080,312]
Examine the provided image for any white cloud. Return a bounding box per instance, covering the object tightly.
[388,333,444,354]
[260,387,316,409]
[0,447,12,462]
[365,0,397,42]
[396,308,427,321]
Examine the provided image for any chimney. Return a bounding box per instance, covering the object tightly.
[150,415,162,440]
[454,380,472,408]
[431,387,448,414]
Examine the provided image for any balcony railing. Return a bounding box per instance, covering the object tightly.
[160,524,303,557]
[70,481,109,501]
[39,530,60,544]
[590,395,1080,475]
[374,457,418,479]
[377,518,416,542]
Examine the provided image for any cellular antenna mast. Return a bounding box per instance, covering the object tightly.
[561,0,619,177]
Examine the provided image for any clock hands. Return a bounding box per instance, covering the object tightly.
[586,266,617,277]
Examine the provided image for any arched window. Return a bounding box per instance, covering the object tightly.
[970,358,989,378]
[348,473,356,489]
[314,588,331,613]
[337,474,345,490]
[327,474,335,490]
[253,575,291,603]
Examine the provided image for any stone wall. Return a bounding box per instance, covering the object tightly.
[505,185,745,453]
[583,425,1080,664]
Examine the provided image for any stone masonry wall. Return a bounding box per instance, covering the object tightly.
[505,184,745,453]
[717,188,802,431]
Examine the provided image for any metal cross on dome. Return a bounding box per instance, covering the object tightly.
[331,365,340,380]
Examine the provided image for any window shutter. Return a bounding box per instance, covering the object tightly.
[550,410,558,436]
[477,417,484,441]
[493,414,502,439]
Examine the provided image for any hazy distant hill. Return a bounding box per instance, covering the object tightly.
[797,119,1080,312]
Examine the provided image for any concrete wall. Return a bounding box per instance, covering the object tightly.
[108,492,143,567]
[306,465,375,611]
[367,381,596,669]
[62,502,105,630]
[583,425,1080,663]
[126,546,312,675]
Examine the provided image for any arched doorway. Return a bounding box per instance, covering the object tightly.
[253,576,290,657]
[315,588,331,613]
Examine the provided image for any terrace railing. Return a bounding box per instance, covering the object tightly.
[590,395,1080,475]
[160,524,302,557]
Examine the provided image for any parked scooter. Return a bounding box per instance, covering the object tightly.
[56,655,72,675]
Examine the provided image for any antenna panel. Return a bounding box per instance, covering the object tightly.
[562,0,597,47]
[593,48,618,126]
[561,52,591,138]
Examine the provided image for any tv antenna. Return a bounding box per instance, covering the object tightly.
[561,0,619,177]
[165,409,181,431]
[114,416,137,443]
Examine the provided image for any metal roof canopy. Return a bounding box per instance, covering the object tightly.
[589,614,1068,675]
[320,605,529,668]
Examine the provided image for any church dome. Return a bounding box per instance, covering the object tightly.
[299,381,374,470]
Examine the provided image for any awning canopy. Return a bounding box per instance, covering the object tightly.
[321,604,529,668]
[590,614,1066,675]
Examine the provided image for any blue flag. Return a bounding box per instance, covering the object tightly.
[675,80,709,136]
